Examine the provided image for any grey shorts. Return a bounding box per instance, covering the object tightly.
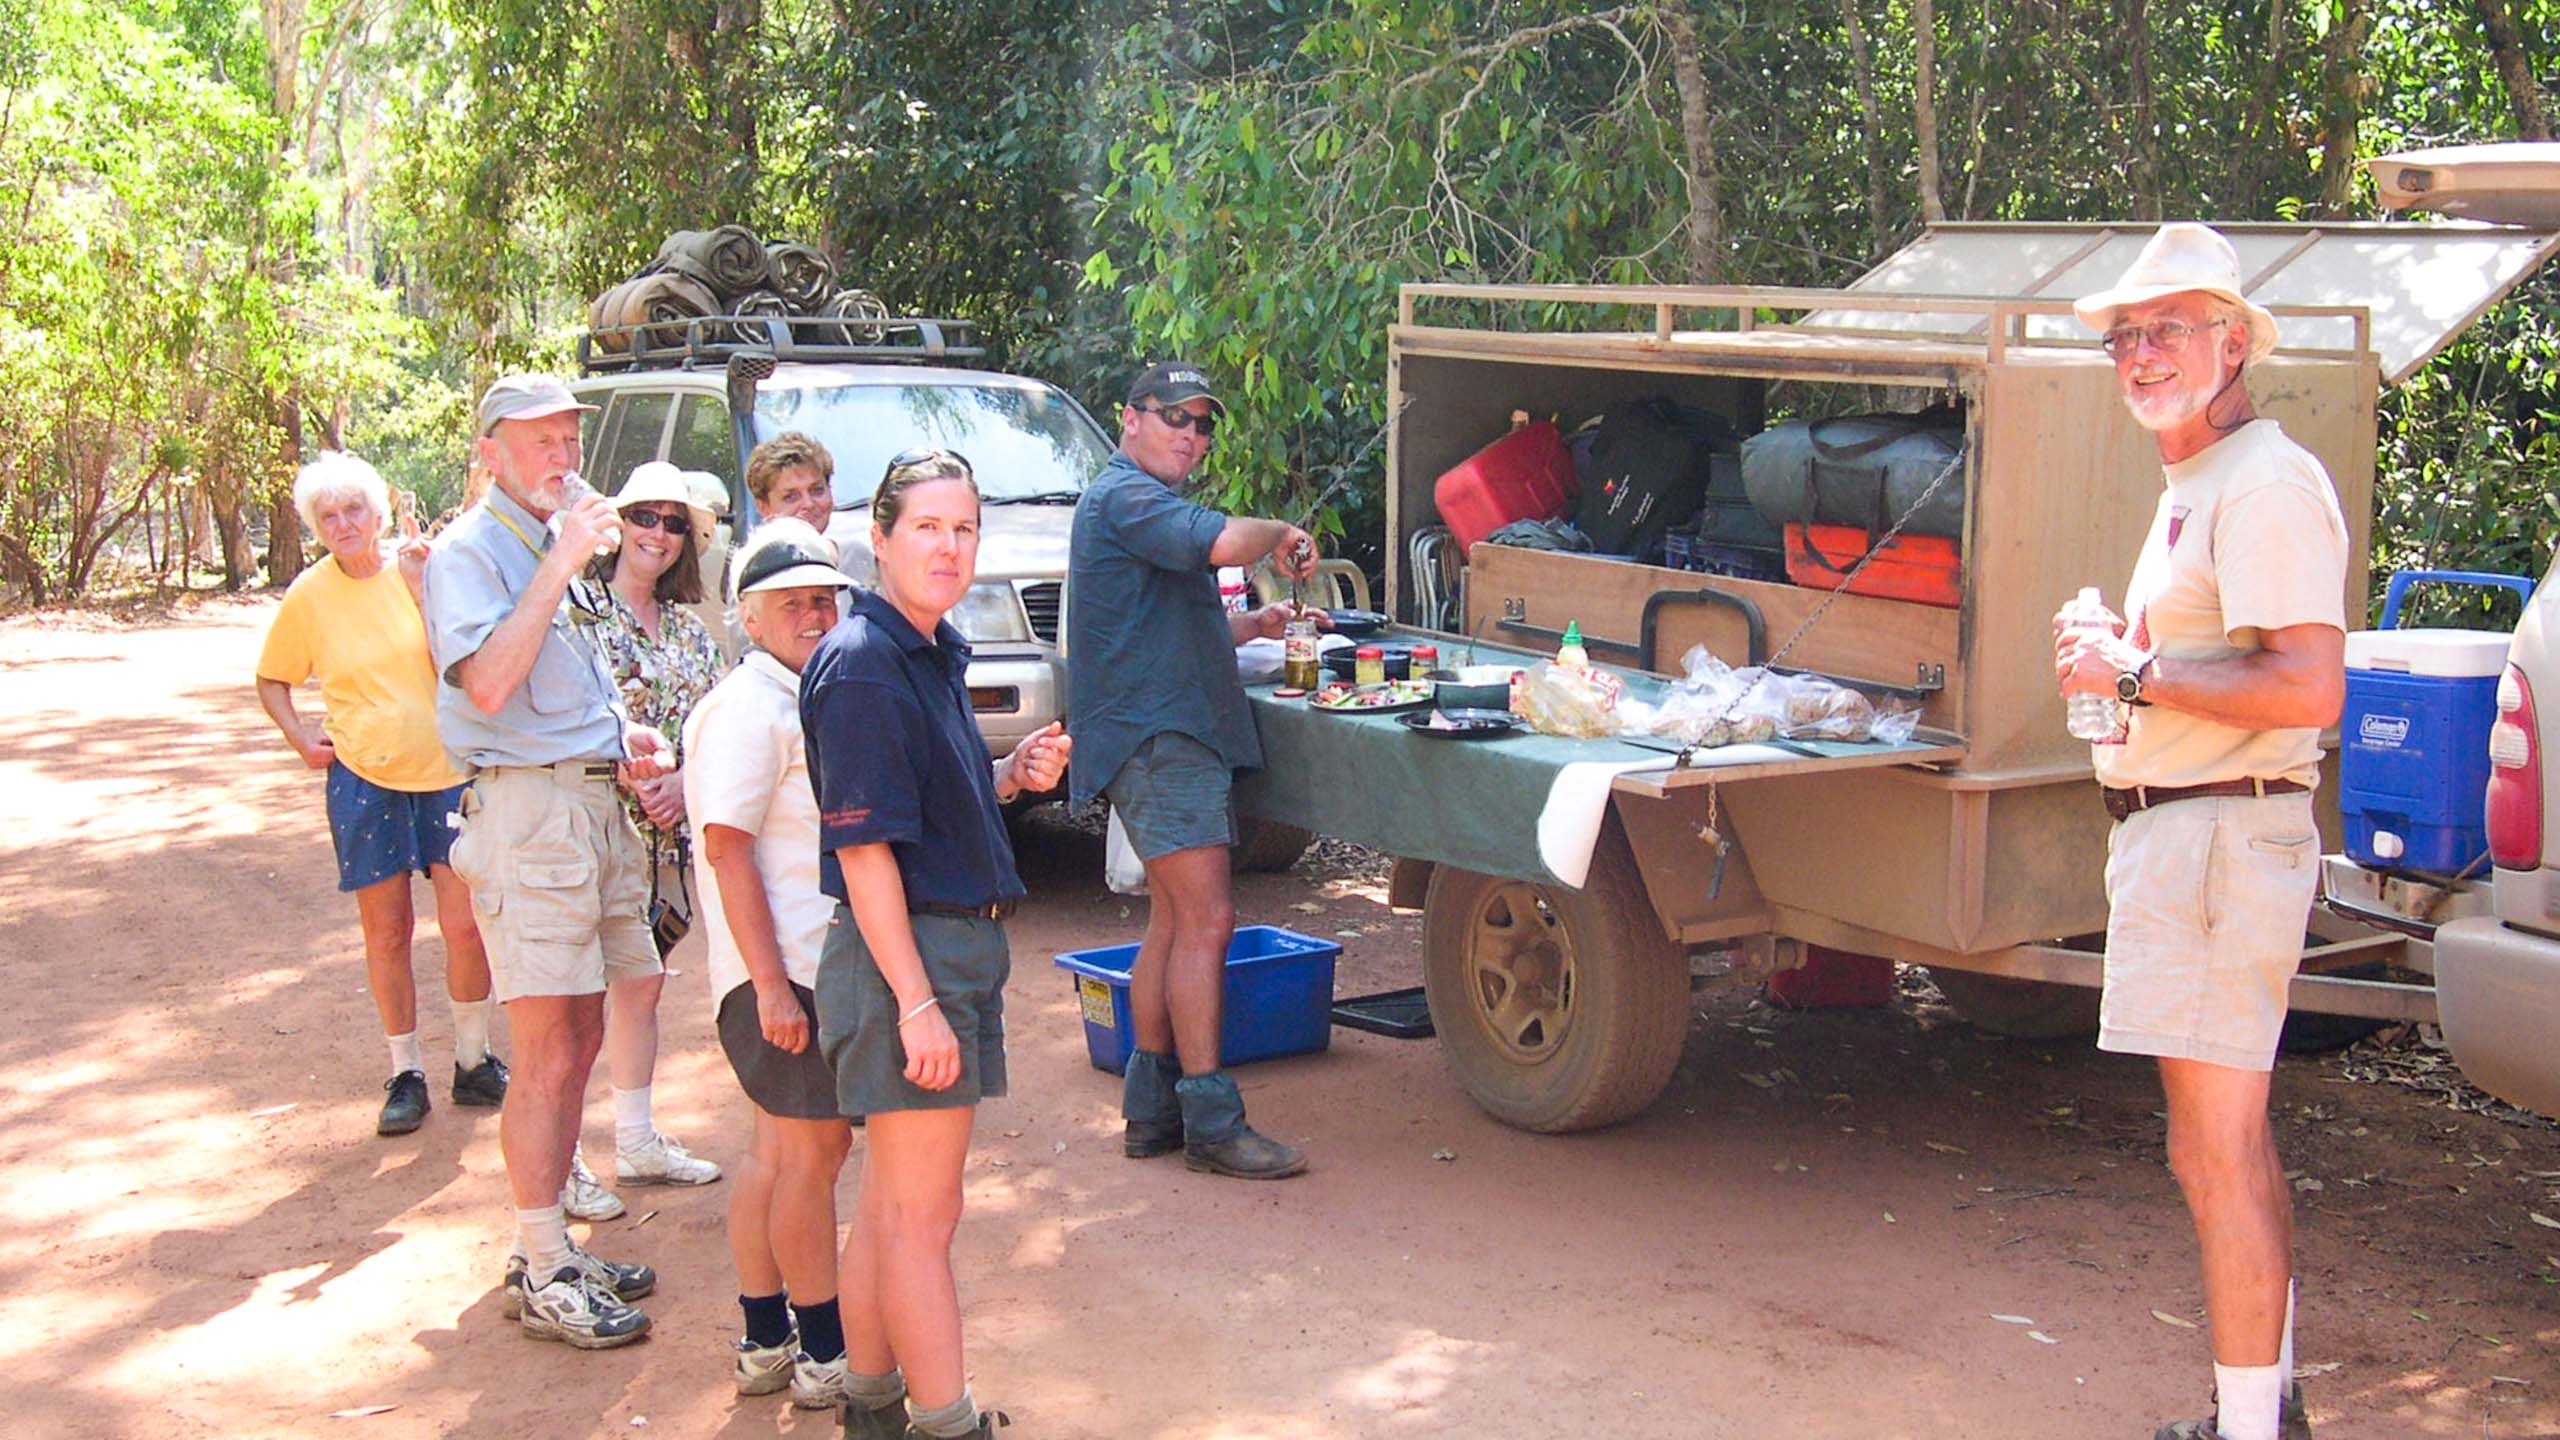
[716,981,842,1120]
[2100,790,2320,1072]
[816,906,1010,1116]
[1104,731,1237,861]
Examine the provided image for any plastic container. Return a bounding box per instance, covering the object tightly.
[1434,416,1577,553]
[1783,522,1962,608]
[2340,570,2533,874]
[1054,925,1341,1075]
[1764,946,1896,1009]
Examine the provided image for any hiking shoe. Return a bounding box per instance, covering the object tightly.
[563,1145,625,1221]
[1125,1118,1183,1158]
[377,1071,429,1136]
[501,1245,656,1320]
[1185,1124,1308,1180]
[2154,1381,2312,1440]
[617,1130,722,1186]
[518,1265,650,1349]
[733,1331,797,1395]
[452,1054,509,1107]
[788,1352,849,1409]
[839,1392,907,1440]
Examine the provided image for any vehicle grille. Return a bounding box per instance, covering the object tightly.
[1018,581,1061,643]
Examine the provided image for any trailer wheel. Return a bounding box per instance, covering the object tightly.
[1421,824,1688,1133]
[1925,968,2102,1041]
[1231,816,1314,873]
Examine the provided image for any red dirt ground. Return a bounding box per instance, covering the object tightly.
[2,599,2556,1439]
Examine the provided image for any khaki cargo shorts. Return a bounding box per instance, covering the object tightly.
[2100,789,2319,1072]
[446,764,661,1002]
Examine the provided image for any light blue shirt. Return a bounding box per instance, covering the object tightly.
[421,484,628,768]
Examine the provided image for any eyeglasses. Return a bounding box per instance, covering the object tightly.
[1137,405,1218,439]
[884,446,974,480]
[622,507,689,532]
[2100,317,2228,359]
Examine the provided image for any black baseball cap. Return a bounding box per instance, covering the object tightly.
[732,521,855,603]
[1125,362,1227,416]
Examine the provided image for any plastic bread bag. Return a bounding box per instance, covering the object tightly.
[1772,672,1878,742]
[1627,656,1782,748]
[1519,661,1621,738]
[1869,696,1923,745]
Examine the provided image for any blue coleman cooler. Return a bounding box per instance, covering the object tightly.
[2340,570,2535,874]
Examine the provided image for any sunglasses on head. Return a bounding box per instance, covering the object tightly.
[1137,405,1218,438]
[884,446,974,479]
[621,507,690,532]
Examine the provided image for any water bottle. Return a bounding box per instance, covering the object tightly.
[2063,586,2126,743]
[557,470,620,557]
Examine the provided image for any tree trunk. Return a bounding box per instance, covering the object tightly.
[2234,0,2291,217]
[267,393,307,585]
[2474,0,2553,140]
[1912,0,1945,224]
[1664,8,1726,282]
[1840,0,1892,257]
[2126,0,2162,219]
[2314,0,2374,217]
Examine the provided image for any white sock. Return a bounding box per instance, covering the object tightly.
[517,1203,574,1278]
[450,997,493,1068]
[2278,1278,2296,1386]
[614,1086,654,1151]
[2212,1362,2285,1440]
[386,1031,424,1076]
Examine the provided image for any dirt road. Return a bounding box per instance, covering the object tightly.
[2,600,2555,1439]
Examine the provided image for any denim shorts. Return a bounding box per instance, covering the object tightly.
[1103,731,1238,861]
[324,764,467,893]
[816,907,1009,1116]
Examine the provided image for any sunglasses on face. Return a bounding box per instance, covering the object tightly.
[2100,317,2228,359]
[622,507,690,532]
[1138,405,1218,439]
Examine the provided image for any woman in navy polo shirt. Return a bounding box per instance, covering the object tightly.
[800,448,1071,1440]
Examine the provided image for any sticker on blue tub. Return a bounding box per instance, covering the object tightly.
[1078,975,1116,1028]
[2358,714,2411,749]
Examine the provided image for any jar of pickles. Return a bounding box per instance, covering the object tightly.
[1282,618,1321,690]
[1354,645,1386,687]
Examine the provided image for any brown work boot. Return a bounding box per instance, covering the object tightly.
[1121,1049,1183,1158]
[1175,1070,1309,1180]
[2153,1381,2312,1440]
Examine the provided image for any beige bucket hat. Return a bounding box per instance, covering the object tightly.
[2072,222,2279,365]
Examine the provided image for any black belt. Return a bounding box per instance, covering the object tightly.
[911,900,1015,921]
[2102,778,2306,822]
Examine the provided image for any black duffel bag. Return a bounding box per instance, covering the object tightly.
[1740,410,1968,540]
[1576,396,1742,559]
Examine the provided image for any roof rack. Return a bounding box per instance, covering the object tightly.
[576,313,985,376]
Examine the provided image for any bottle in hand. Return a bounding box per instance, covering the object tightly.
[2063,586,2125,743]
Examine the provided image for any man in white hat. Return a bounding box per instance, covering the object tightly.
[422,372,675,1350]
[2054,224,2348,1440]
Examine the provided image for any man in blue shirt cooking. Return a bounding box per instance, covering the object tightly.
[1068,363,1323,1181]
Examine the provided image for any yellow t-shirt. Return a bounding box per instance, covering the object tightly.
[256,556,468,791]
[2093,419,2349,792]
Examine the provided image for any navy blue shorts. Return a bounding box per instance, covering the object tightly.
[325,763,467,893]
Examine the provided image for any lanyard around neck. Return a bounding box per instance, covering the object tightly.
[488,504,548,560]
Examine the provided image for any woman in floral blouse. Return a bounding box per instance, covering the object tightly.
[564,461,730,1217]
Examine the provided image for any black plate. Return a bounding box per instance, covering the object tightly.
[1324,608,1390,638]
[1322,642,1415,681]
[1400,708,1521,739]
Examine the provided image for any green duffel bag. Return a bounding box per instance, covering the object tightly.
[1740,412,1968,540]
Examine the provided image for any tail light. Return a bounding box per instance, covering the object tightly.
[2487,663,2542,868]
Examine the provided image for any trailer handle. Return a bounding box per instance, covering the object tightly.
[1492,585,1768,670]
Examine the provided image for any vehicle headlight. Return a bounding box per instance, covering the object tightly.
[948,582,1033,643]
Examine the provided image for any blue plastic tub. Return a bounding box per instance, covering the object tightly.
[2341,570,2530,875]
[1053,925,1340,1075]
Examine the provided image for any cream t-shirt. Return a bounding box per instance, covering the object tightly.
[2092,419,2349,792]
[682,650,830,1013]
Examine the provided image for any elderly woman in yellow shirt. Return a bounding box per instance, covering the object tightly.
[255,452,508,1139]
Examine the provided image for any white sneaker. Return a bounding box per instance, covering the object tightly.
[734,1332,797,1396]
[789,1351,850,1409]
[563,1144,626,1221]
[616,1130,722,1186]
[501,1244,655,1319]
[518,1265,650,1349]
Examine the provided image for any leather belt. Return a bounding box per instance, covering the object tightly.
[2102,777,2306,822]
[911,900,1015,922]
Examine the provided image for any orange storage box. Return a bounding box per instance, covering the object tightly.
[1783,522,1962,609]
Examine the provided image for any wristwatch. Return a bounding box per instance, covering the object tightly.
[2116,655,2156,708]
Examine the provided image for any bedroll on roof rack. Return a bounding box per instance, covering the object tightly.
[576,312,984,376]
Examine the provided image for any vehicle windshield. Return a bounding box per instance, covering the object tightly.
[752,380,1111,509]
